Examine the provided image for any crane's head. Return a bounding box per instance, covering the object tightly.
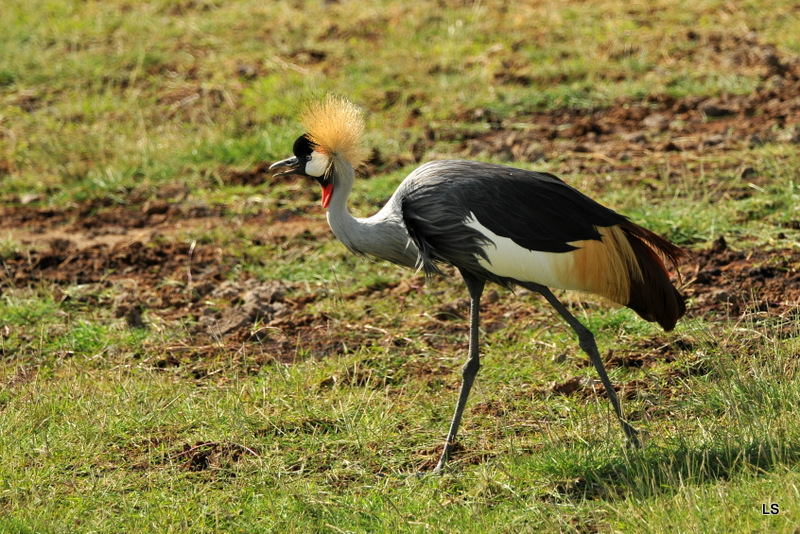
[269,134,335,205]
[269,95,367,209]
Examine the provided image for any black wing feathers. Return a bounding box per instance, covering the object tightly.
[403,160,625,254]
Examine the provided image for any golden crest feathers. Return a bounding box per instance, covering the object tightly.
[300,95,368,170]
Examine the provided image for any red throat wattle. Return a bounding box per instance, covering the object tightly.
[321,183,334,209]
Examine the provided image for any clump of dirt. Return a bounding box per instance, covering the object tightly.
[171,440,260,472]
[684,236,800,324]
[4,238,220,289]
[196,279,295,338]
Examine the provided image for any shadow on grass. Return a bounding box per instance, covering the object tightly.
[544,434,800,501]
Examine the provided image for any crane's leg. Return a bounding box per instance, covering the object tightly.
[522,283,641,447]
[433,273,485,473]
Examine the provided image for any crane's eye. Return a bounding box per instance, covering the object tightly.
[306,155,313,161]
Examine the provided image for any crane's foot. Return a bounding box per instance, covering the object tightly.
[432,459,448,474]
[622,420,642,449]
[408,451,449,478]
[432,443,453,474]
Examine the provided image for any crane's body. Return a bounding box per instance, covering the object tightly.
[271,95,687,471]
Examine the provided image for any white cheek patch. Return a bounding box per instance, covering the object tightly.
[305,150,330,177]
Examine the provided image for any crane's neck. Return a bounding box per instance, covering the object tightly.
[324,159,418,268]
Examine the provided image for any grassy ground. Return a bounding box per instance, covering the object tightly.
[2,0,800,532]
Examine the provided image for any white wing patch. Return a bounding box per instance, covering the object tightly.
[463,213,576,290]
[463,212,637,304]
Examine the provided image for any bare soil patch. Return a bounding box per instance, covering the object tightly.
[685,236,799,324]
[2,195,796,372]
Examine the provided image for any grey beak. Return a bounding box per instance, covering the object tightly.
[269,156,302,177]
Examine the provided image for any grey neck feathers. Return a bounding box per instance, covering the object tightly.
[325,159,419,268]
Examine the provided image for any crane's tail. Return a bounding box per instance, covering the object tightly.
[619,221,689,331]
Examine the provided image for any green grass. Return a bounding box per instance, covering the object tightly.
[4,0,800,204]
[2,0,800,532]
[2,315,798,532]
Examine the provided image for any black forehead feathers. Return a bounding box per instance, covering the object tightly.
[292,134,316,157]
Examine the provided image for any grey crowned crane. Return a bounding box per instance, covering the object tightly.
[270,95,688,472]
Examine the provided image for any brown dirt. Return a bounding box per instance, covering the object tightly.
[1,190,795,374]
[684,236,800,324]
